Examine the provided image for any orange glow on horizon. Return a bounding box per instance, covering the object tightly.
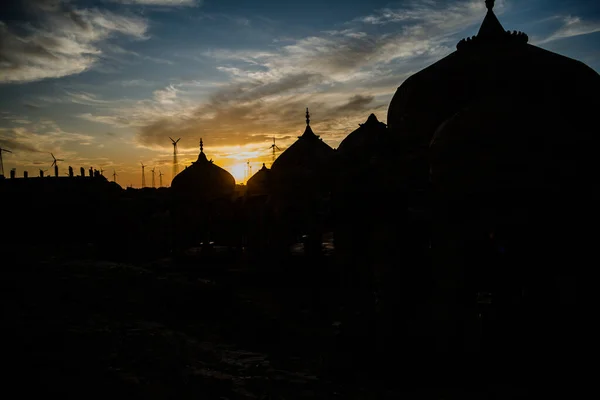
[228,162,248,184]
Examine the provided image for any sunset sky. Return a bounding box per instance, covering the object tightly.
[1,0,599,186]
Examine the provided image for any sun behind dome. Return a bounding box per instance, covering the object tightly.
[171,139,235,201]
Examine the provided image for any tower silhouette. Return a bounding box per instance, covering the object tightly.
[0,147,12,177]
[268,137,281,166]
[170,137,180,183]
[159,170,163,187]
[151,167,156,188]
[50,153,64,177]
[141,162,146,188]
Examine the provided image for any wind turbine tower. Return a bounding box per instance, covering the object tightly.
[0,147,13,177]
[151,167,156,188]
[170,137,180,182]
[141,162,146,188]
[269,137,281,166]
[113,170,118,183]
[159,170,163,187]
[50,153,64,177]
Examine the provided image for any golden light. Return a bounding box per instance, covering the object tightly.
[228,162,247,183]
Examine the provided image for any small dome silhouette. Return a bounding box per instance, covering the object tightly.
[271,108,334,174]
[337,113,387,157]
[247,163,271,195]
[171,139,235,201]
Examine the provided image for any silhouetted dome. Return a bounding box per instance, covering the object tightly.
[387,1,600,151]
[171,140,235,201]
[337,113,387,157]
[247,163,271,195]
[271,109,334,175]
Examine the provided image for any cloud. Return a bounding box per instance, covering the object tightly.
[0,1,149,83]
[334,94,375,113]
[0,119,94,157]
[60,0,497,161]
[110,0,201,6]
[536,15,600,45]
[356,0,502,26]
[0,136,41,153]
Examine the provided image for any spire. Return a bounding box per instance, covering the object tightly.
[457,0,528,50]
[478,0,505,38]
[196,137,208,162]
[301,108,317,138]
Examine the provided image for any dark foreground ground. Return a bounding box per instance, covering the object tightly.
[3,248,548,399]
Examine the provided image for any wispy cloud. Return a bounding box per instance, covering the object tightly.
[0,119,94,160]
[535,15,600,45]
[110,0,201,6]
[0,1,149,83]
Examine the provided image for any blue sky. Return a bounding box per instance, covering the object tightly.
[1,0,599,186]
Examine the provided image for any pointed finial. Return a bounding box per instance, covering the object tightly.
[485,0,494,10]
[306,108,310,126]
[200,138,203,153]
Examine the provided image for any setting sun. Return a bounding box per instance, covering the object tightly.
[228,163,248,184]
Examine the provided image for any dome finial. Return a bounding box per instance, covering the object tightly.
[485,0,494,10]
[200,138,203,153]
[306,108,310,126]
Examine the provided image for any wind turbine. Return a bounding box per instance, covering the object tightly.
[268,137,281,166]
[39,168,48,178]
[170,137,181,181]
[0,146,13,177]
[50,153,64,177]
[112,170,118,183]
[99,168,104,176]
[141,162,146,188]
[159,170,163,187]
[246,160,253,182]
[151,167,156,188]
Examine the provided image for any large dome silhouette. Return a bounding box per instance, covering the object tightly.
[171,139,235,201]
[387,1,600,148]
[386,0,600,192]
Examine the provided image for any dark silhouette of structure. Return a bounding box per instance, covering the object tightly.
[140,162,146,188]
[268,108,335,255]
[268,137,281,166]
[50,153,64,178]
[171,139,236,254]
[382,0,599,353]
[170,137,180,182]
[2,3,597,395]
[0,146,12,177]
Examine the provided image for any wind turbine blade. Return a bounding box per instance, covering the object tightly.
[176,138,181,143]
[5,149,12,153]
[169,136,175,142]
[275,146,281,150]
